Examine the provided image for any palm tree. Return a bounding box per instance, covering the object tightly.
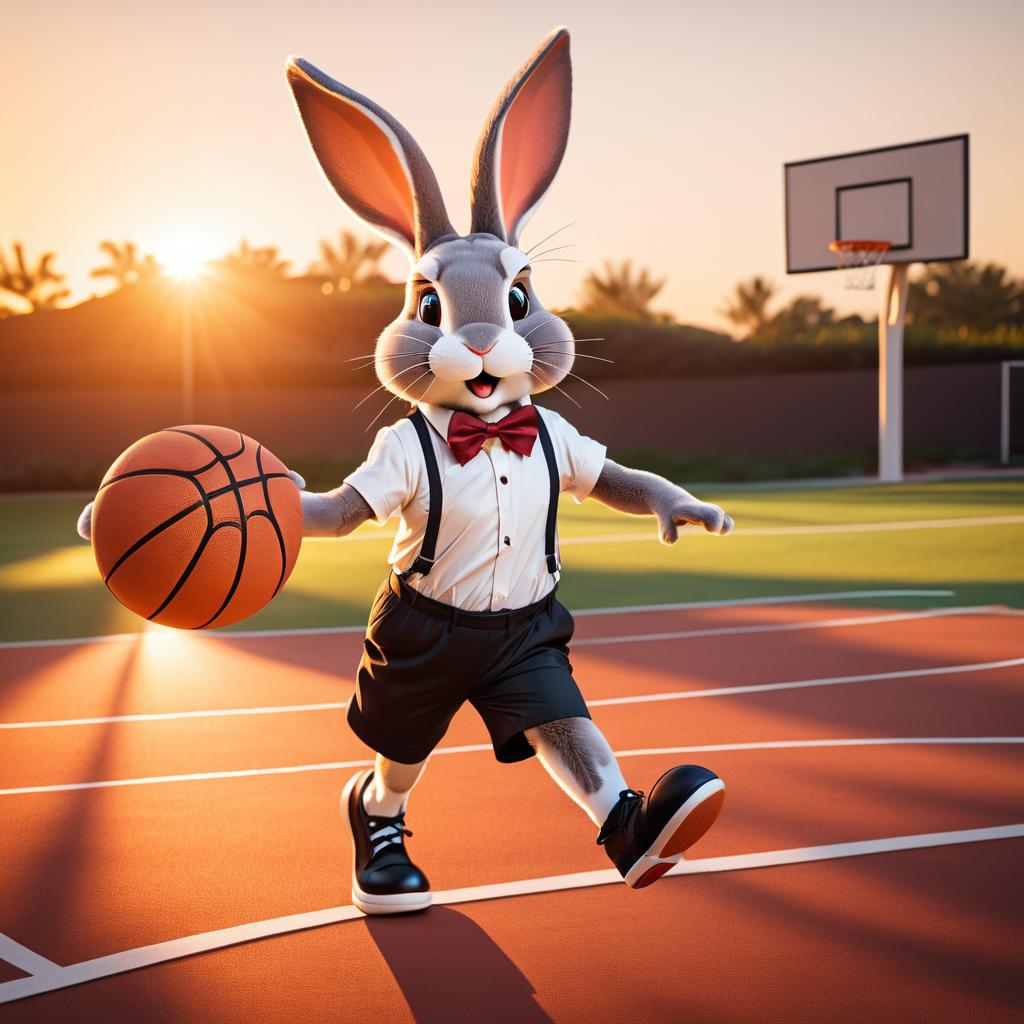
[0,242,70,312]
[719,276,777,340]
[908,261,1023,332]
[214,240,291,278]
[90,240,161,289]
[578,260,667,320]
[311,230,389,291]
[762,295,836,341]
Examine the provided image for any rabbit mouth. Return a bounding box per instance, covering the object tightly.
[466,371,500,399]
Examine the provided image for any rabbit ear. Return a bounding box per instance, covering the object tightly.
[470,27,572,246]
[286,58,454,259]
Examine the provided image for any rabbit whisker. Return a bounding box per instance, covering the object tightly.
[532,358,610,401]
[391,333,435,349]
[528,244,574,261]
[345,351,426,363]
[365,368,434,432]
[528,368,582,409]
[532,348,615,364]
[525,220,577,256]
[353,362,430,410]
[530,258,579,264]
[521,314,561,340]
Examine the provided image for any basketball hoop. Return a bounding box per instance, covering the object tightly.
[829,240,891,290]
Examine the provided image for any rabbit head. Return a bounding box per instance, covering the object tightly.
[286,27,576,416]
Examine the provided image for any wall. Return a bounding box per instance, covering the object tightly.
[0,364,1001,481]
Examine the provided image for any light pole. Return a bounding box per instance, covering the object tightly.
[180,283,195,423]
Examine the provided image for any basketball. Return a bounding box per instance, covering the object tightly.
[91,425,303,629]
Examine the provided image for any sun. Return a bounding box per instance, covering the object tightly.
[154,229,217,281]
[162,250,207,280]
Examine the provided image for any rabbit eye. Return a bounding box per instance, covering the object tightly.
[508,283,530,322]
[418,289,441,327]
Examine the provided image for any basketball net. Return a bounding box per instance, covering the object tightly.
[829,240,891,290]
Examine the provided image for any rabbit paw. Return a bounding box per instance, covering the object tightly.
[77,501,95,541]
[656,500,733,544]
[287,470,307,490]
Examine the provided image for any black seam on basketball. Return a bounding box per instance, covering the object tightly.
[205,472,289,503]
[146,498,214,621]
[256,445,289,598]
[99,468,204,491]
[101,473,286,585]
[166,428,246,462]
[145,430,240,625]
[103,498,205,585]
[195,432,249,629]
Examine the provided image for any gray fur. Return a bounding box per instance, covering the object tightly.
[529,717,610,795]
[299,483,373,537]
[590,460,734,543]
[286,58,454,256]
[470,27,573,245]
[373,233,574,415]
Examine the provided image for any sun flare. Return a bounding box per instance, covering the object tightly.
[154,230,217,280]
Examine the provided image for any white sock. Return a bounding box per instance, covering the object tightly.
[529,718,630,827]
[361,759,424,818]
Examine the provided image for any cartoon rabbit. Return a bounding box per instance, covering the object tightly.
[286,25,734,913]
[79,26,734,915]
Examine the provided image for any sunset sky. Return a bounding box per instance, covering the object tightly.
[4,0,1022,330]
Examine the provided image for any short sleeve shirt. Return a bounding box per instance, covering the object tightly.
[344,399,606,611]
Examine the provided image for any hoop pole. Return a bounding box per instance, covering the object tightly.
[878,263,909,482]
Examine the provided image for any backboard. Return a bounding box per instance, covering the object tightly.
[784,134,969,274]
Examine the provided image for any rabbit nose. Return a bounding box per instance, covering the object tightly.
[458,323,498,355]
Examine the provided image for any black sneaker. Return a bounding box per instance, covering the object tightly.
[597,765,725,889]
[342,769,431,915]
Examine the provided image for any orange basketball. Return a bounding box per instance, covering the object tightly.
[92,425,303,629]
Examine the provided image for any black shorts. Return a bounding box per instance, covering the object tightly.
[348,573,590,764]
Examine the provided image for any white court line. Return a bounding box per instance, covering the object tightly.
[0,589,956,651]
[1,823,1021,1005]
[0,605,997,731]
[560,513,1024,546]
[0,933,61,979]
[2,735,1021,798]
[588,657,1024,707]
[303,513,1024,546]
[573,604,994,648]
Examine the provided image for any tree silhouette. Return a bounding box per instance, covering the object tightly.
[578,260,667,320]
[311,230,389,292]
[719,276,777,340]
[214,240,291,278]
[908,261,1023,331]
[0,243,70,313]
[90,240,161,289]
[761,295,837,341]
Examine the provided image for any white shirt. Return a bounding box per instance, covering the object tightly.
[344,398,607,611]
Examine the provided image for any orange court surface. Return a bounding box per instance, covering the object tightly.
[1,597,1021,1022]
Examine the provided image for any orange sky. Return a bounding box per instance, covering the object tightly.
[4,0,1022,330]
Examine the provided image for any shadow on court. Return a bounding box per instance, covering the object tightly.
[364,906,553,1023]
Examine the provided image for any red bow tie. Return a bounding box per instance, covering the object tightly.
[446,406,539,465]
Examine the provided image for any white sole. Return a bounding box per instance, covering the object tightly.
[623,778,726,889]
[341,769,432,916]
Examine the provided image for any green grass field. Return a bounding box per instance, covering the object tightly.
[0,479,1021,643]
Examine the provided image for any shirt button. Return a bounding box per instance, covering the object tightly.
[503,536,511,546]
[500,475,508,485]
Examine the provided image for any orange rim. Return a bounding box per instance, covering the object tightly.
[829,240,892,253]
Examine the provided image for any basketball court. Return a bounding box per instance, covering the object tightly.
[1,580,1022,1020]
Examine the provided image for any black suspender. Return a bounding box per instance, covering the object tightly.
[534,411,561,575]
[403,406,560,579]
[404,409,443,577]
